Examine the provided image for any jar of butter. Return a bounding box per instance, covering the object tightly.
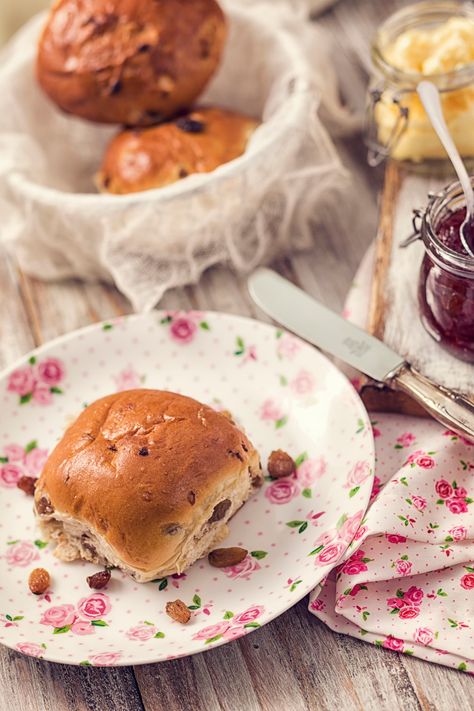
[366,1,474,168]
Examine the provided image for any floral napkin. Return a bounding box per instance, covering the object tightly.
[308,247,474,673]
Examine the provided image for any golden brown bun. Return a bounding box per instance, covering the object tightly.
[36,0,227,125]
[34,390,262,582]
[96,106,259,193]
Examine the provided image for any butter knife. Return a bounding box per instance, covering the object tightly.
[248,268,474,440]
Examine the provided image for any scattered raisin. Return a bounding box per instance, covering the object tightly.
[163,523,181,536]
[138,44,151,53]
[176,117,205,133]
[36,495,54,515]
[145,110,164,122]
[267,450,296,479]
[208,547,248,568]
[108,444,117,452]
[81,534,97,557]
[166,599,191,624]
[187,491,196,505]
[179,168,188,178]
[228,449,244,462]
[200,38,210,59]
[208,499,231,523]
[138,447,149,456]
[251,469,264,488]
[28,568,50,595]
[109,79,122,95]
[242,442,249,452]
[17,476,36,496]
[87,570,111,589]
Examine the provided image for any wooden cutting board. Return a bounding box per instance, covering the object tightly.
[358,161,428,417]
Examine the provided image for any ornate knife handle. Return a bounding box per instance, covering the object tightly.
[387,363,474,441]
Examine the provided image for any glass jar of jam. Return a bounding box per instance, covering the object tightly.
[417,179,474,362]
[366,1,474,170]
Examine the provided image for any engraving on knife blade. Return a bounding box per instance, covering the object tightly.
[343,337,371,357]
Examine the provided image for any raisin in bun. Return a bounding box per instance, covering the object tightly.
[36,0,227,125]
[96,106,259,193]
[34,390,262,582]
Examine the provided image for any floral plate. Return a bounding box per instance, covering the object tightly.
[0,311,374,666]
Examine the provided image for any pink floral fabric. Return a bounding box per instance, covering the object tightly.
[310,419,474,672]
[309,248,474,673]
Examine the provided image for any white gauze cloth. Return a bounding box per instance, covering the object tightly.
[0,1,355,312]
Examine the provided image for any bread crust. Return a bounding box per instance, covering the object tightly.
[34,390,262,580]
[96,106,259,193]
[36,0,227,125]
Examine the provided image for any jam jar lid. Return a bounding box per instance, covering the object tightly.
[412,178,474,277]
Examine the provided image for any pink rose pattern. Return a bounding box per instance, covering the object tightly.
[5,541,40,567]
[87,652,122,666]
[395,432,416,448]
[160,311,210,345]
[0,440,48,488]
[309,510,365,568]
[16,642,45,658]
[297,457,327,487]
[40,593,112,635]
[345,460,371,490]
[259,398,287,429]
[435,478,472,514]
[220,555,262,581]
[192,605,265,644]
[277,333,301,360]
[7,356,65,405]
[114,366,142,392]
[126,622,165,641]
[265,478,300,505]
[310,417,474,674]
[394,559,412,576]
[290,370,315,395]
[414,627,435,646]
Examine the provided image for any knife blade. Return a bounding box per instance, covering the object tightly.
[248,268,474,440]
[248,267,404,381]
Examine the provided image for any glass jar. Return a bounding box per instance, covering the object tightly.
[366,1,474,169]
[416,179,474,362]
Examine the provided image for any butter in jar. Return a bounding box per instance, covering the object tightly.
[366,2,474,167]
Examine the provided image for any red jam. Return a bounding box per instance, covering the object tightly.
[418,207,474,362]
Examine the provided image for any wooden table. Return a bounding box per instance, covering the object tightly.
[1,1,473,709]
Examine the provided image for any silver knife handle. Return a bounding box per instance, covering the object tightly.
[388,363,474,441]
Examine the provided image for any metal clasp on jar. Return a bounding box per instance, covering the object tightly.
[400,208,423,248]
[400,189,446,248]
[365,84,410,167]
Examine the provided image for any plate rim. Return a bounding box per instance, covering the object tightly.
[0,310,375,666]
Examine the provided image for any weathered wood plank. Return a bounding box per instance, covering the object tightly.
[0,648,144,711]
[0,247,36,367]
[404,655,474,710]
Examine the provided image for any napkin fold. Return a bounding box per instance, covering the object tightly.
[309,247,474,673]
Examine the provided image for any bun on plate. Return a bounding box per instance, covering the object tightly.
[96,106,259,193]
[34,389,262,582]
[36,0,227,125]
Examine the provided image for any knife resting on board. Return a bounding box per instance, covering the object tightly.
[248,268,474,441]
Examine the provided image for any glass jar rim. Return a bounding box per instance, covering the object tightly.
[372,1,474,91]
[422,178,474,275]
